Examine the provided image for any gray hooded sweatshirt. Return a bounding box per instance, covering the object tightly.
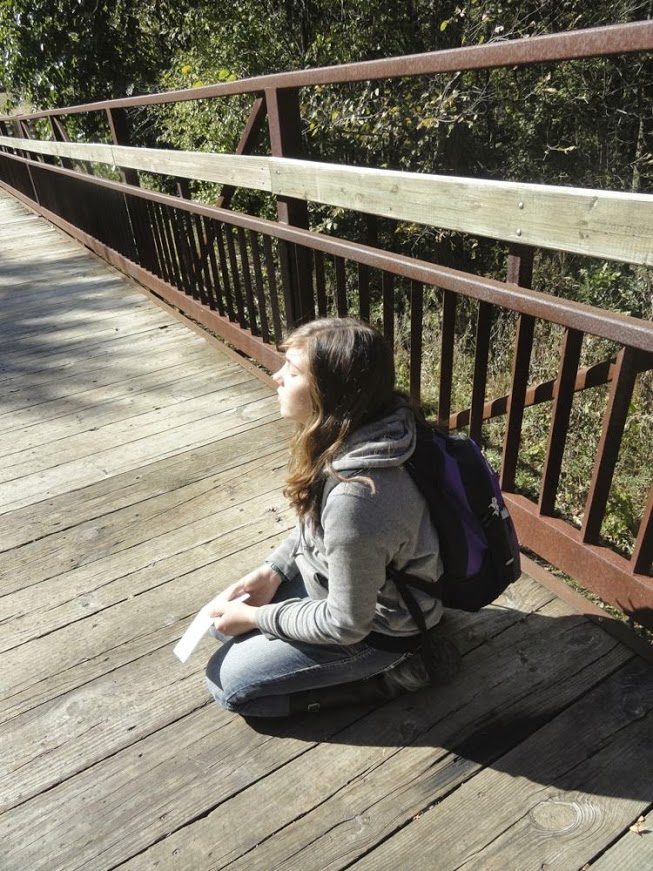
[255,405,444,646]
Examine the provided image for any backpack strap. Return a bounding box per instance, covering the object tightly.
[386,566,444,681]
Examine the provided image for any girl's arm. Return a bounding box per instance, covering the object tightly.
[264,525,301,583]
[208,526,301,636]
[208,562,283,635]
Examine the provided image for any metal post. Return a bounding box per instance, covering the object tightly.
[12,119,40,204]
[106,107,158,271]
[500,244,535,490]
[265,86,313,327]
[216,95,266,209]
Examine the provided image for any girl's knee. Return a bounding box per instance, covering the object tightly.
[205,673,243,712]
[205,651,258,713]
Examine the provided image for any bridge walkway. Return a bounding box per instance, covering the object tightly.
[0,192,651,870]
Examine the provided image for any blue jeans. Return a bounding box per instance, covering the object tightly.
[205,576,408,717]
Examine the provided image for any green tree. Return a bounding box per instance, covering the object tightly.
[0,0,196,111]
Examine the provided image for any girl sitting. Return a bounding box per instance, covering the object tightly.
[206,317,460,717]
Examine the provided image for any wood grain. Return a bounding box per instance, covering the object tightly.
[2,136,650,264]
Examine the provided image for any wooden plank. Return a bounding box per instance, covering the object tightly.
[0,577,556,868]
[118,594,630,870]
[0,495,292,810]
[0,259,152,299]
[0,452,286,619]
[464,748,651,871]
[0,434,287,597]
[0,315,178,381]
[0,378,270,485]
[590,812,653,869]
[0,325,178,381]
[1,499,294,721]
[0,644,209,814]
[0,136,273,190]
[0,211,43,229]
[0,698,343,871]
[272,158,653,267]
[446,691,653,869]
[1,234,79,254]
[1,365,225,458]
[0,225,55,244]
[212,620,632,871]
[0,415,291,552]
[350,654,651,871]
[0,261,124,294]
[0,276,133,317]
[0,302,174,362]
[0,376,275,490]
[0,345,218,433]
[0,391,278,513]
[3,137,652,265]
[0,365,246,458]
[0,247,91,272]
[0,325,205,402]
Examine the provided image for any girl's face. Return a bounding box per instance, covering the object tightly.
[273,346,314,424]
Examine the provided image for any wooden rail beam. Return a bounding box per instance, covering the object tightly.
[2,137,652,266]
[1,150,651,352]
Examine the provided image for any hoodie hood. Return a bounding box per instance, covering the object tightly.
[331,404,416,471]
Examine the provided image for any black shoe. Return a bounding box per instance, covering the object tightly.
[288,635,461,714]
[288,673,396,714]
[378,634,461,696]
[419,631,462,686]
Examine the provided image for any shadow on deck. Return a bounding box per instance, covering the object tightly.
[1,192,651,871]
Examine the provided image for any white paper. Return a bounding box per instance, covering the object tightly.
[173,593,250,663]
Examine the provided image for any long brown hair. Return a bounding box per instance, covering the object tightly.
[281,318,401,520]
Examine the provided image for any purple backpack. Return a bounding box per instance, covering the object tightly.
[392,422,521,612]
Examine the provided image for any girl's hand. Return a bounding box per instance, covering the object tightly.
[208,564,283,635]
[209,600,258,637]
[218,564,283,608]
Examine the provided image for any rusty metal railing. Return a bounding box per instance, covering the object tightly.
[0,21,652,625]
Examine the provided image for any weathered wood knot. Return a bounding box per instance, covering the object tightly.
[529,795,599,835]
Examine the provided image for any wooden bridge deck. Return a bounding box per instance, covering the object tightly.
[0,191,651,871]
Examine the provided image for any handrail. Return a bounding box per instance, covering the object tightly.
[1,146,652,352]
[1,137,651,266]
[1,21,651,121]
